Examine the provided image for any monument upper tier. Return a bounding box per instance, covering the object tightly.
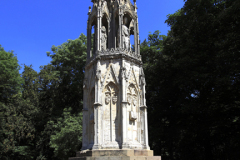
[86,0,141,66]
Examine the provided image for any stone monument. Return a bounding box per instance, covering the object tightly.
[69,0,161,159]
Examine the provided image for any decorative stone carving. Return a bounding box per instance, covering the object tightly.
[122,24,131,51]
[101,26,107,50]
[101,63,119,90]
[127,83,138,123]
[112,95,118,104]
[121,66,127,80]
[105,92,111,104]
[129,111,137,121]
[127,93,132,105]
[103,82,119,146]
[133,95,137,106]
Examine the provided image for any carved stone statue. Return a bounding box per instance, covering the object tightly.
[122,25,130,51]
[101,26,107,50]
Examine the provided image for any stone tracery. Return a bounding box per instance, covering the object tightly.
[103,82,120,146]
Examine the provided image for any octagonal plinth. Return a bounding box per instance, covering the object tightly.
[69,150,161,160]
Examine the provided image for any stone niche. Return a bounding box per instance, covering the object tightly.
[69,0,161,160]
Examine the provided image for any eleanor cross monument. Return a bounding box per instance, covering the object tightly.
[69,0,161,159]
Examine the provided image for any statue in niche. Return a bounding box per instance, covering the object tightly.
[101,26,107,50]
[118,17,131,50]
[122,17,131,51]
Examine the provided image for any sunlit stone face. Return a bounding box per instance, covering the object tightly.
[81,0,150,151]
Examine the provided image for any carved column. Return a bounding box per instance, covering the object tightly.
[95,60,101,104]
[140,72,150,149]
[134,1,140,55]
[83,78,88,110]
[97,7,102,51]
[121,101,128,148]
[122,62,127,102]
[134,20,138,54]
[99,10,102,51]
[97,7,100,51]
[93,103,102,150]
[112,12,116,48]
[108,18,111,49]
[87,5,92,59]
[93,60,102,150]
[142,75,146,106]
[94,25,97,55]
[87,22,91,59]
[136,16,140,55]
[121,60,129,148]
[82,78,89,149]
[82,108,89,150]
[140,106,150,150]
[119,7,123,48]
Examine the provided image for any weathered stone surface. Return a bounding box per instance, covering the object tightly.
[69,0,161,159]
[76,150,153,157]
[69,156,161,160]
[82,0,149,151]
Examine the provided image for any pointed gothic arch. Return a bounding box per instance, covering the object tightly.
[101,63,119,90]
[126,67,140,91]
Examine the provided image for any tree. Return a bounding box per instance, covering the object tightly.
[0,45,22,103]
[48,108,82,160]
[34,34,87,159]
[0,48,37,159]
[140,31,175,159]
[144,0,240,160]
[46,33,87,113]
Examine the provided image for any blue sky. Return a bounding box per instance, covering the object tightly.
[0,0,184,73]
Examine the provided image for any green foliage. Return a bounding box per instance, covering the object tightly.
[35,34,87,159]
[0,45,22,103]
[46,33,87,113]
[0,63,38,159]
[0,97,37,159]
[144,0,240,160]
[48,108,82,160]
[0,33,87,159]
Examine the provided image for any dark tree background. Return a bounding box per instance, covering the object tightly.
[143,0,240,160]
[0,0,239,159]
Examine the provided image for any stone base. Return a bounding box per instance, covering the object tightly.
[69,150,161,160]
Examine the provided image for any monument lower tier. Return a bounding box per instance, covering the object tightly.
[69,149,161,160]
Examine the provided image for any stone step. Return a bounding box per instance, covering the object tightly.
[69,156,161,160]
[76,150,154,157]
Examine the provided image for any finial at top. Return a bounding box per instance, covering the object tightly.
[88,6,92,15]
